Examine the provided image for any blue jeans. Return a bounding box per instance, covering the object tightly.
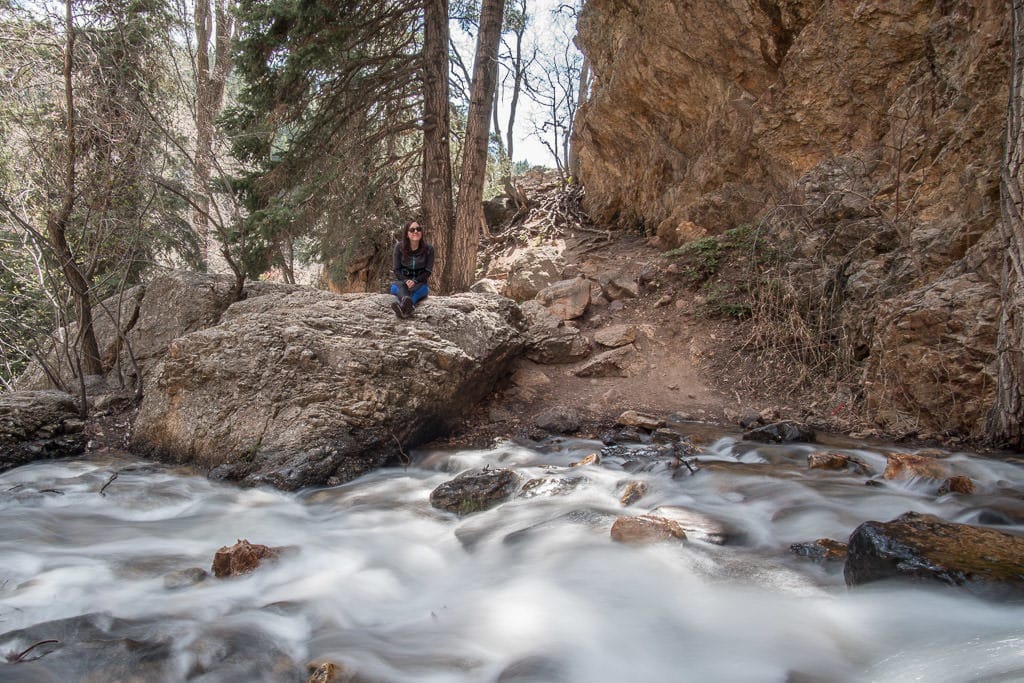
[391,282,429,304]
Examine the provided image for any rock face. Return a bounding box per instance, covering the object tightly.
[845,512,1024,597]
[574,0,1008,438]
[17,272,269,392]
[0,390,86,472]
[132,289,525,490]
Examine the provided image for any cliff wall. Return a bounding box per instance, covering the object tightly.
[573,0,1009,438]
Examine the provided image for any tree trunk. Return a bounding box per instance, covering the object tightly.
[194,0,234,269]
[50,0,103,379]
[506,26,524,162]
[421,0,455,292]
[988,0,1024,448]
[449,0,505,293]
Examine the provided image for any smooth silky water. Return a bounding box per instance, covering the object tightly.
[1,427,1023,682]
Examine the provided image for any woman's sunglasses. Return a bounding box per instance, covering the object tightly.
[408,226,422,233]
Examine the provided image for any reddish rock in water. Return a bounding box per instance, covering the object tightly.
[790,538,848,563]
[212,539,282,578]
[938,475,976,495]
[807,451,871,476]
[611,514,687,544]
[883,453,950,481]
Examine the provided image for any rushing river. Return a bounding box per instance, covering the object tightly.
[1,426,1023,682]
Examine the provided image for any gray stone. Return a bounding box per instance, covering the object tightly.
[573,346,635,378]
[593,324,637,348]
[429,468,522,515]
[132,290,525,490]
[503,246,566,301]
[535,277,591,320]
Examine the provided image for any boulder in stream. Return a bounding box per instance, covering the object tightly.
[844,512,1024,598]
[610,514,688,544]
[429,468,521,515]
[743,421,816,444]
[132,289,525,490]
[211,539,283,578]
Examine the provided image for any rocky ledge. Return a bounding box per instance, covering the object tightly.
[0,390,86,474]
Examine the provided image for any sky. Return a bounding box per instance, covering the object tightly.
[451,0,579,168]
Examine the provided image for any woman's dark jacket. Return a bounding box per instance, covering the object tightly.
[392,241,435,285]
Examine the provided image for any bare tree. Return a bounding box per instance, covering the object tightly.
[524,2,582,179]
[988,0,1024,447]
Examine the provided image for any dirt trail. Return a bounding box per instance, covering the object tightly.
[447,226,746,445]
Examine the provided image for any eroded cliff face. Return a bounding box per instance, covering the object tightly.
[574,0,1009,438]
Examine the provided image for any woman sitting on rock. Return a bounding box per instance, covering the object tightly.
[390,220,435,318]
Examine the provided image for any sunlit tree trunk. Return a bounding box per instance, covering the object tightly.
[988,0,1024,447]
[422,0,455,290]
[449,0,504,293]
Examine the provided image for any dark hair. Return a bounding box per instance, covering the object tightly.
[401,220,426,256]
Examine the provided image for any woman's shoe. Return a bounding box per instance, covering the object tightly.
[391,300,405,318]
[401,297,415,316]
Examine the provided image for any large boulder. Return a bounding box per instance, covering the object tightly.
[502,246,566,301]
[520,300,592,364]
[132,290,525,490]
[0,390,86,472]
[845,512,1024,598]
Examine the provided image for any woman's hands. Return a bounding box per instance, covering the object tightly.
[405,279,415,289]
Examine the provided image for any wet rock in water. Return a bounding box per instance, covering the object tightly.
[648,505,730,544]
[429,468,521,515]
[743,421,815,444]
[570,452,600,467]
[163,567,209,589]
[0,391,87,473]
[883,453,951,481]
[212,539,283,578]
[938,475,976,495]
[616,410,665,431]
[307,660,342,683]
[0,612,176,680]
[503,509,617,546]
[618,480,648,506]
[610,514,687,544]
[651,427,686,444]
[533,407,581,435]
[807,450,872,476]
[844,512,1024,597]
[518,476,587,499]
[497,654,567,682]
[790,538,849,562]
